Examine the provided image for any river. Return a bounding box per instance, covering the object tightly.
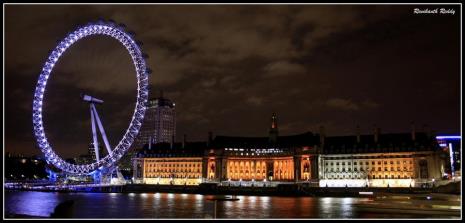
[4,191,461,219]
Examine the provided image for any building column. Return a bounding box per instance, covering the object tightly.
[294,156,301,182]
[311,156,319,180]
[201,157,208,181]
[216,157,226,182]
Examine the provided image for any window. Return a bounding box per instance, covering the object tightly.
[397,167,401,171]
[354,168,358,172]
[378,167,381,171]
[366,162,369,165]
[397,161,400,165]
[354,162,357,165]
[385,167,388,171]
[384,161,387,165]
[378,161,381,165]
[342,162,345,165]
[390,161,393,165]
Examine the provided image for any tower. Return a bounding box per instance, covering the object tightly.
[132,90,176,149]
[269,113,279,144]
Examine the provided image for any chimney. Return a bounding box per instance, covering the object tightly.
[374,125,379,143]
[182,134,187,149]
[411,121,416,141]
[207,131,213,147]
[319,126,325,146]
[356,125,361,143]
[423,124,431,138]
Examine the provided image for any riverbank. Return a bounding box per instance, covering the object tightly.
[5,183,449,197]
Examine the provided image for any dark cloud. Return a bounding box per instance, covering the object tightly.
[326,98,380,111]
[5,4,460,159]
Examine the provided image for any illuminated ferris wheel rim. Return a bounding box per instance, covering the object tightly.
[32,21,149,175]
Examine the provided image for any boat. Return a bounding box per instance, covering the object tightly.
[207,195,239,201]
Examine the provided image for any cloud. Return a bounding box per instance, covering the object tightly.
[326,98,380,111]
[5,5,460,157]
[326,98,360,111]
[263,60,307,78]
[246,96,264,106]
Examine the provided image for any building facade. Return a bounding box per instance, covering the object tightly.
[132,92,176,150]
[133,141,205,185]
[318,131,445,187]
[132,114,450,187]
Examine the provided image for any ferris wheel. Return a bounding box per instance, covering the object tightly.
[32,20,150,176]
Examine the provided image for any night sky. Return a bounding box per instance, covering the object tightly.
[5,5,460,159]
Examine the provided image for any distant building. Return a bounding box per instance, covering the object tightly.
[88,142,104,162]
[436,135,461,178]
[132,91,176,150]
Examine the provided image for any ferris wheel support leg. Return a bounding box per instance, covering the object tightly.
[90,104,100,162]
[91,104,113,156]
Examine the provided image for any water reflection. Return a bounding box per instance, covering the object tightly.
[4,191,460,219]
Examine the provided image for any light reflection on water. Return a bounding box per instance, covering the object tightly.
[4,191,458,219]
